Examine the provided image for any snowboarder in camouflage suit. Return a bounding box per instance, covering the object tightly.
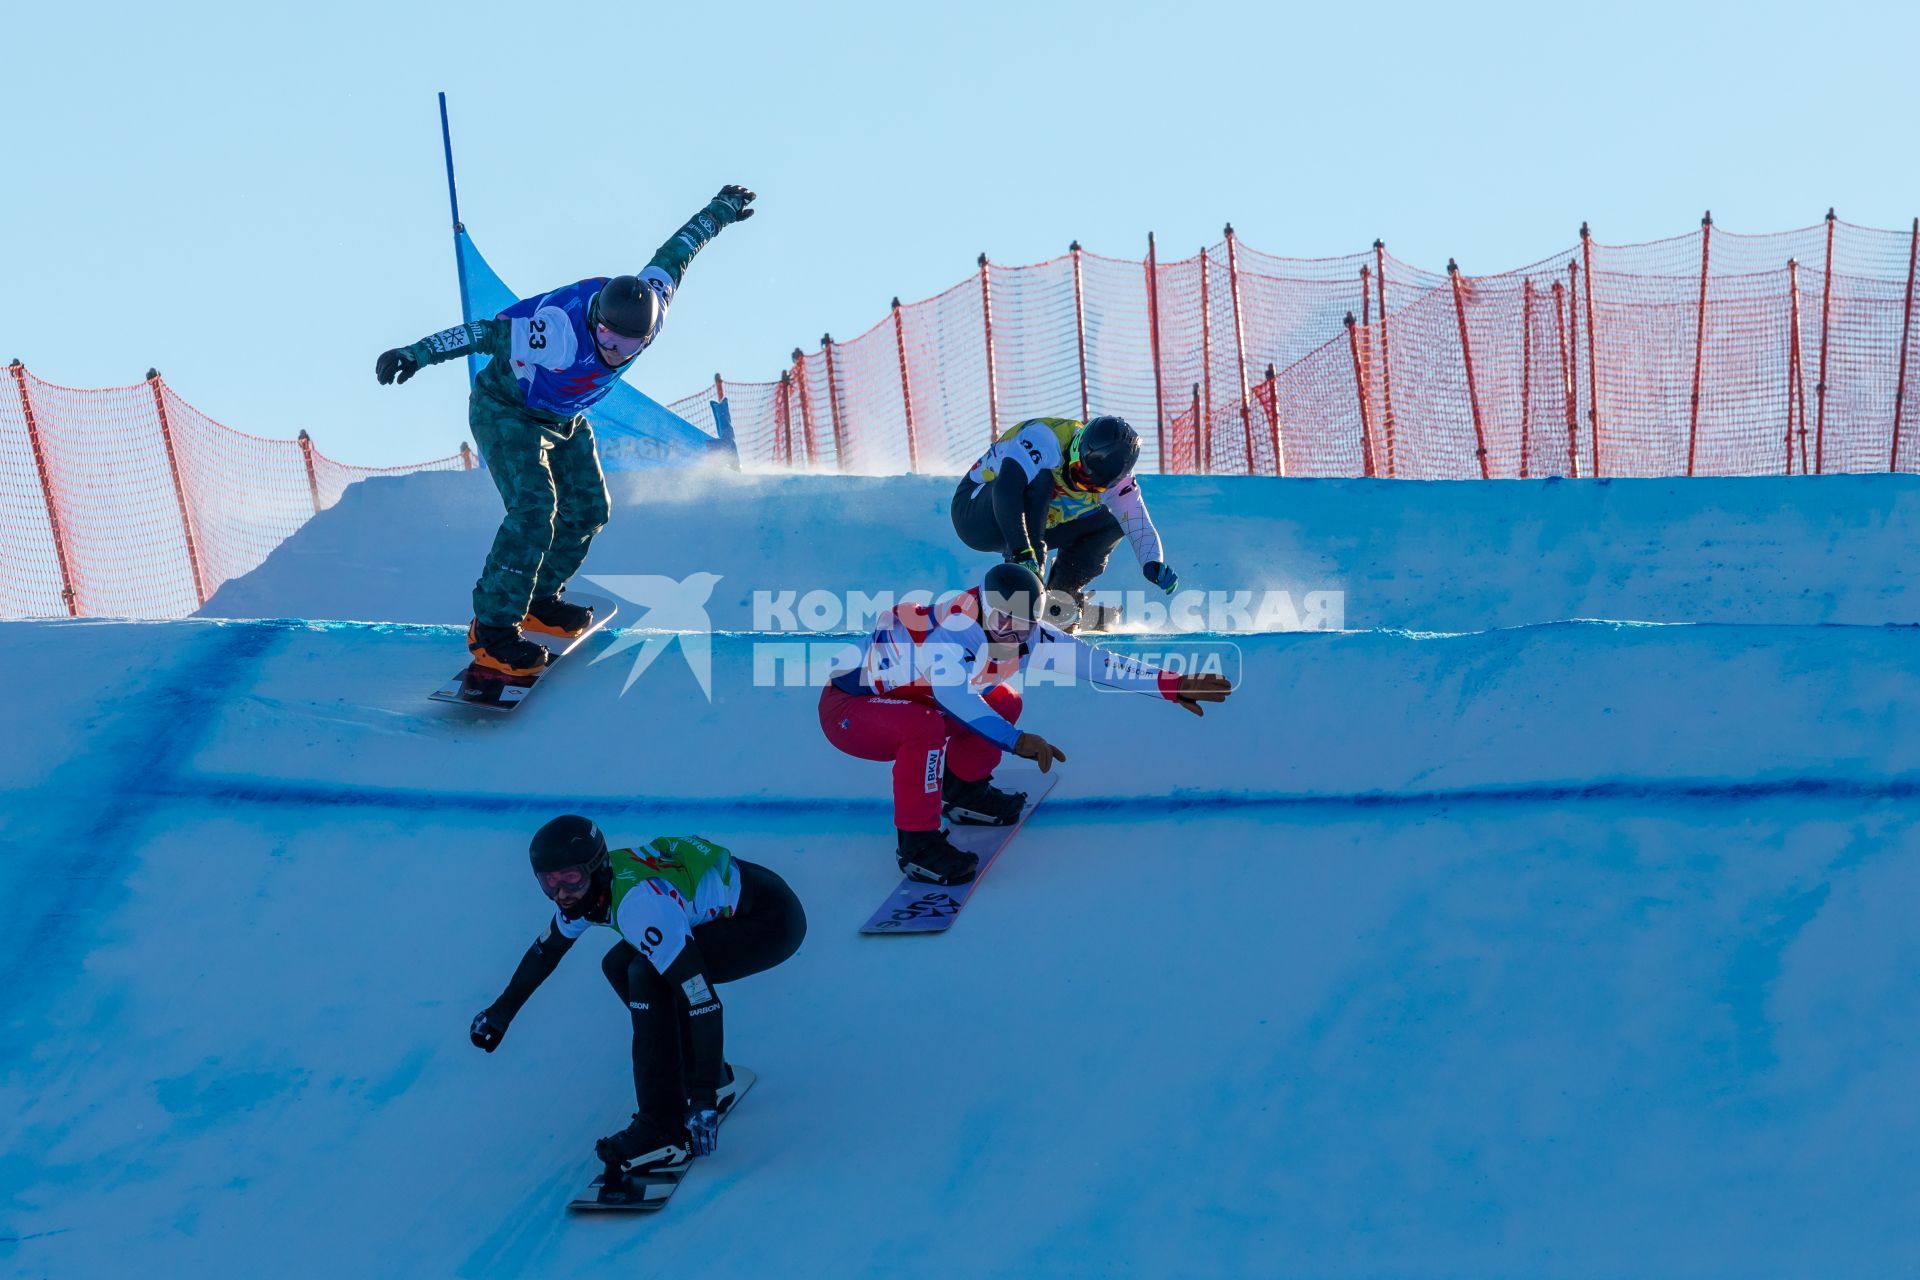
[376,185,756,676]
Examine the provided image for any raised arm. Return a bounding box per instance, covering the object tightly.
[645,185,756,289]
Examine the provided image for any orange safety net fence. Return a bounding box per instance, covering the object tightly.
[0,364,468,620]
[686,214,1920,481]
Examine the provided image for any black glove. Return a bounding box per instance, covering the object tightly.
[708,184,757,225]
[1143,561,1179,594]
[685,1105,721,1156]
[376,348,420,386]
[1009,546,1041,574]
[469,1009,506,1052]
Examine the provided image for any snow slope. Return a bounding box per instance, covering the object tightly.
[8,471,1920,1278]
[200,470,1920,630]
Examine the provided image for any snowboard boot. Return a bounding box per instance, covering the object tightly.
[942,769,1027,826]
[595,1113,693,1176]
[1041,587,1082,632]
[524,592,594,639]
[467,620,552,677]
[1042,587,1122,634]
[897,827,979,885]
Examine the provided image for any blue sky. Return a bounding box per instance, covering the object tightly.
[2,0,1913,465]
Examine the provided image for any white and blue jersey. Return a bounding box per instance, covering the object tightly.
[492,269,673,417]
[826,588,1178,747]
[404,268,676,422]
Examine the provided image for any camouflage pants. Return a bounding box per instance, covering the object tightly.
[468,395,611,628]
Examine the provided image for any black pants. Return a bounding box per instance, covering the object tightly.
[950,478,1126,598]
[599,859,805,1125]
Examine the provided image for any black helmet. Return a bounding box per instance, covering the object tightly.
[591,276,661,341]
[1069,416,1140,489]
[981,561,1044,639]
[529,814,610,910]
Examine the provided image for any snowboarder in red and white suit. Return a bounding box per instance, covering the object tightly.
[819,563,1231,885]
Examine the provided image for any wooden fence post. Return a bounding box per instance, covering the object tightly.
[1189,383,1202,473]
[978,253,1000,445]
[296,429,323,514]
[1581,222,1603,476]
[460,441,475,470]
[1554,280,1579,478]
[1686,212,1714,475]
[820,333,847,467]
[145,368,207,605]
[1519,281,1534,479]
[1265,362,1285,477]
[791,349,819,468]
[1146,232,1166,468]
[1448,259,1492,479]
[776,370,793,468]
[1815,209,1835,473]
[1199,245,1213,474]
[7,360,78,615]
[1787,259,1810,475]
[1224,224,1256,473]
[891,297,919,473]
[1345,314,1377,477]
[1374,239,1398,477]
[1891,217,1919,472]
[1070,241,1089,420]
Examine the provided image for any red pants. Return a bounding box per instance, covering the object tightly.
[818,683,1023,831]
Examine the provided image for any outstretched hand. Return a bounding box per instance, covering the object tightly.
[1172,673,1234,718]
[469,1010,506,1052]
[710,184,757,224]
[1013,731,1067,773]
[376,348,419,386]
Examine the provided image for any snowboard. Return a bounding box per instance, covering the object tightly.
[429,593,617,712]
[860,765,1060,934]
[567,1065,756,1214]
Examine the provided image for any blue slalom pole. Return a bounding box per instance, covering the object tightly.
[436,92,477,384]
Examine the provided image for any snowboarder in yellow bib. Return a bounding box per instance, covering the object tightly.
[468,819,805,1184]
[950,415,1178,630]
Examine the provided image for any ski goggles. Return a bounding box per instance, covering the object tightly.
[1065,459,1107,492]
[594,321,648,363]
[984,607,1035,644]
[535,863,597,900]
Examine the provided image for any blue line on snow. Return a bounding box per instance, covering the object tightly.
[128,771,1920,817]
